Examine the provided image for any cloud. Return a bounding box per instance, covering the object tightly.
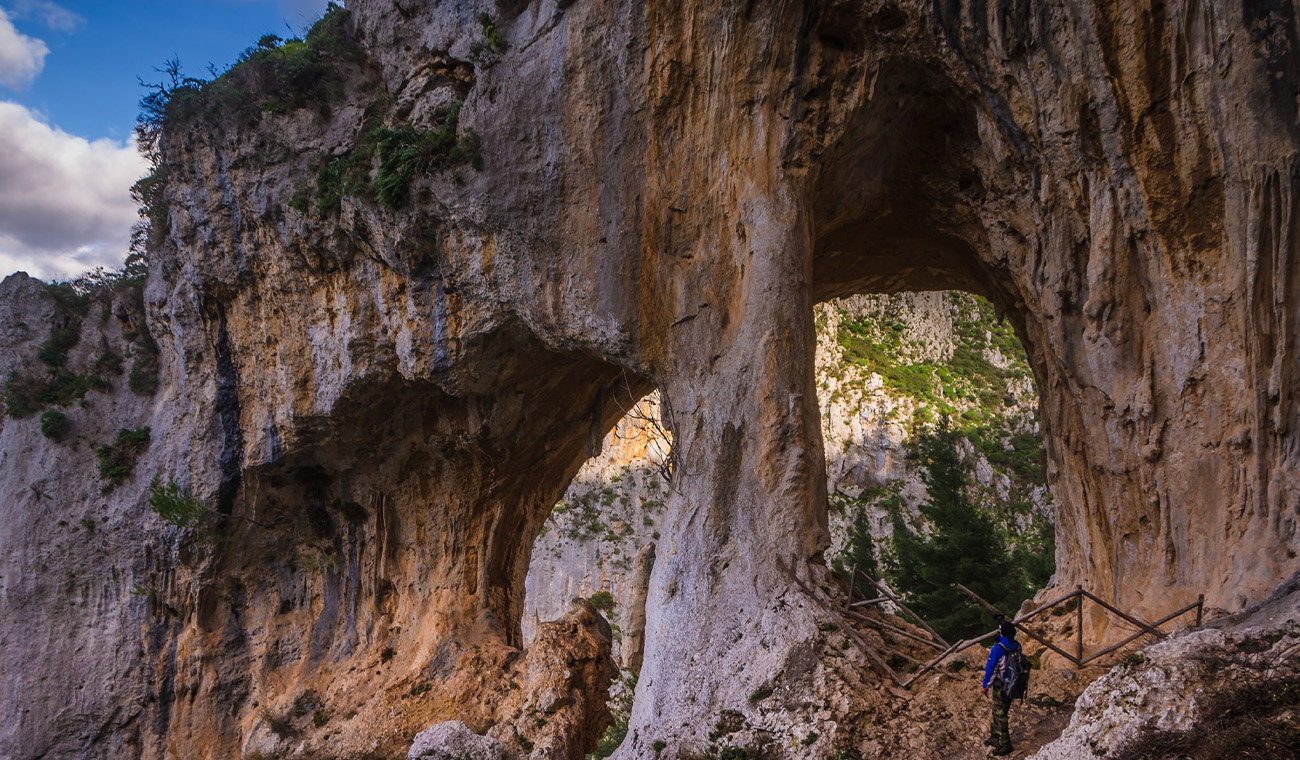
[0,8,48,90]
[9,1,82,33]
[0,101,149,281]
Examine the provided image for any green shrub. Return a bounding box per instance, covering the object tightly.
[260,708,297,739]
[96,427,151,490]
[148,476,209,529]
[3,369,107,419]
[1110,673,1300,760]
[39,410,70,442]
[314,151,371,215]
[3,371,40,418]
[128,325,160,396]
[373,105,483,209]
[137,2,359,139]
[37,321,82,368]
[128,353,159,395]
[588,590,615,612]
[130,171,170,251]
[93,351,124,376]
[478,12,508,50]
[884,419,1029,642]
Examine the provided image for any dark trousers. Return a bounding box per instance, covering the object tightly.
[989,689,1013,749]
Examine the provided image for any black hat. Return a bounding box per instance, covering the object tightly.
[999,621,1016,639]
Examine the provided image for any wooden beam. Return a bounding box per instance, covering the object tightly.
[841,608,947,651]
[860,573,948,647]
[1078,590,1166,640]
[901,638,967,687]
[848,597,890,608]
[953,583,1081,666]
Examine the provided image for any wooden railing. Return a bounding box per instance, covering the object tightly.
[829,566,1205,688]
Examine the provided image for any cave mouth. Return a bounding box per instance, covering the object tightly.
[817,291,1055,642]
[803,50,1058,639]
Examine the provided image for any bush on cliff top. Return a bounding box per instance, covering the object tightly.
[137,2,357,136]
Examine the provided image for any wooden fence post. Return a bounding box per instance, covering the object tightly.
[1076,586,1084,668]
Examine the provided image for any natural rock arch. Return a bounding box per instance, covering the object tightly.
[3,1,1298,759]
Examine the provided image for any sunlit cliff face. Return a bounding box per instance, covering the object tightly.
[1,1,1298,758]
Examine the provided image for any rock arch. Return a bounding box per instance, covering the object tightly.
[5,1,1297,758]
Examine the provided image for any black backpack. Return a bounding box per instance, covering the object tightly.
[995,644,1031,700]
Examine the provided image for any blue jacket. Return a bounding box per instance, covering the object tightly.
[982,635,1020,689]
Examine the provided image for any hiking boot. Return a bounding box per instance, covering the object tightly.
[991,746,1013,757]
[983,737,999,747]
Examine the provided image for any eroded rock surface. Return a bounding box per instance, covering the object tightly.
[2,1,1300,758]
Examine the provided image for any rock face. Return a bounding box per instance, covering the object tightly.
[1029,573,1300,759]
[2,1,1300,759]
[522,291,1050,666]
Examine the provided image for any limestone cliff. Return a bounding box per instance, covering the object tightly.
[522,290,1051,669]
[2,1,1300,759]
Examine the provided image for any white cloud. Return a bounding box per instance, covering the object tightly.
[0,8,48,90]
[9,1,82,33]
[0,101,149,281]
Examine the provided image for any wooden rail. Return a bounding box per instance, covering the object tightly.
[952,584,1205,669]
[832,568,1205,687]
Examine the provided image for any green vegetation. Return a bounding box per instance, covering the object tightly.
[148,476,210,530]
[37,319,82,368]
[588,673,638,759]
[372,106,483,208]
[469,12,509,61]
[3,369,106,418]
[139,3,358,132]
[830,487,887,598]
[305,103,482,215]
[884,420,1032,642]
[260,708,297,739]
[826,292,1055,638]
[479,13,507,50]
[127,325,160,396]
[833,293,1032,427]
[589,713,628,759]
[588,590,615,612]
[39,410,70,442]
[133,4,359,244]
[2,271,155,420]
[93,351,124,376]
[95,427,151,490]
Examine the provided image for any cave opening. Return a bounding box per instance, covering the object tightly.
[519,56,1066,756]
[805,52,1059,643]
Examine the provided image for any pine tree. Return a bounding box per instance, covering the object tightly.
[832,495,881,599]
[886,419,1029,641]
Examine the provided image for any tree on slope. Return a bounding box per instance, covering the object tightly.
[831,488,885,599]
[887,418,1029,641]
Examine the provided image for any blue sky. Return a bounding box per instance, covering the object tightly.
[0,0,333,280]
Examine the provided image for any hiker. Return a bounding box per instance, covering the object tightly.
[981,620,1021,756]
